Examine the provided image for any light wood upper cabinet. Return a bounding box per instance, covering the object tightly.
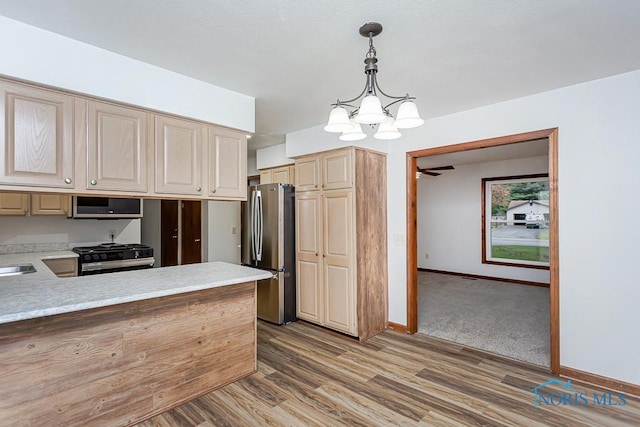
[322,148,352,190]
[155,115,204,196]
[0,192,29,215]
[0,77,247,201]
[259,165,295,185]
[272,165,294,184]
[259,169,273,184]
[0,80,75,189]
[86,101,149,193]
[295,149,352,192]
[295,156,320,191]
[31,194,72,216]
[207,128,247,199]
[272,167,288,184]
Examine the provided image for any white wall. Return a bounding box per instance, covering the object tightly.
[247,156,259,176]
[203,201,241,264]
[286,131,389,159]
[0,16,254,132]
[286,69,640,385]
[0,216,140,247]
[140,199,162,267]
[256,144,294,169]
[418,156,549,283]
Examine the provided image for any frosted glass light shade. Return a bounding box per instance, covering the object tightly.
[354,95,386,124]
[324,106,352,133]
[394,100,424,129]
[339,121,366,141]
[374,116,401,140]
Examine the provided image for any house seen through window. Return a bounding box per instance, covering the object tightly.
[482,174,550,268]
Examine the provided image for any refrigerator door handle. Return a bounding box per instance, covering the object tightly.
[251,190,257,261]
[255,190,263,261]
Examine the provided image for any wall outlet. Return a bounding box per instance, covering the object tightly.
[231,226,237,235]
[424,253,429,259]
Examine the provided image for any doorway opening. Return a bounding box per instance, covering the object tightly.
[406,128,559,373]
[160,199,202,266]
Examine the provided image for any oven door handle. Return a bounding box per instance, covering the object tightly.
[80,257,155,272]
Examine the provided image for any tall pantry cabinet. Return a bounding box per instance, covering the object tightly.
[294,147,388,340]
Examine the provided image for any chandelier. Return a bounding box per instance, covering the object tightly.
[324,22,424,141]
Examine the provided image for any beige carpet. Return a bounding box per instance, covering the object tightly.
[418,271,550,367]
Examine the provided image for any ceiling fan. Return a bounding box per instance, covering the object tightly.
[416,165,455,176]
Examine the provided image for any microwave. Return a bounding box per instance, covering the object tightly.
[73,197,143,219]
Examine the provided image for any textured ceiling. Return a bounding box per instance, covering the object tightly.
[2,0,640,154]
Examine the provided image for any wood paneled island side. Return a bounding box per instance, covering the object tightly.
[0,261,270,426]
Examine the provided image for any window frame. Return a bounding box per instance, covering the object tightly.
[481,173,550,269]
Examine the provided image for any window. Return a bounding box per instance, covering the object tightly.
[482,174,550,269]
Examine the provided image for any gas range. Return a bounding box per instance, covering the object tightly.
[72,243,154,275]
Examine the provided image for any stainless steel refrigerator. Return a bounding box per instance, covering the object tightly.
[241,183,296,324]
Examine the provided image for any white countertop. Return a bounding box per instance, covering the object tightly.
[0,251,272,324]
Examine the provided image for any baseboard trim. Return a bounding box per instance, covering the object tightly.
[417,268,549,288]
[559,366,640,397]
[387,322,410,334]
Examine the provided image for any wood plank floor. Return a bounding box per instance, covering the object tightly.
[137,321,639,426]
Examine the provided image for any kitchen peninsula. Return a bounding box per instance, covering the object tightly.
[0,254,271,426]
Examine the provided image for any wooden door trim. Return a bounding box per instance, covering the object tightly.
[405,128,560,374]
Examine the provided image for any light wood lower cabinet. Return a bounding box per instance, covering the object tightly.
[30,194,72,217]
[295,192,323,323]
[294,147,387,340]
[0,192,29,215]
[322,190,355,333]
[0,192,71,217]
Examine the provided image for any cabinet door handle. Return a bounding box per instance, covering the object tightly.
[196,187,201,192]
[64,178,72,184]
[211,189,217,193]
[90,179,97,186]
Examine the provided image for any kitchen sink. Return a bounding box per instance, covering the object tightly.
[0,263,37,277]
